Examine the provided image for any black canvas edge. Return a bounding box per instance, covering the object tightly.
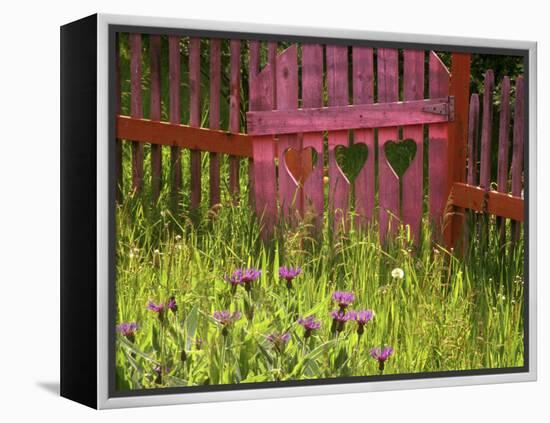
[60,13,98,409]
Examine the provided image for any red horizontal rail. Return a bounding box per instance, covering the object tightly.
[246,96,454,136]
[449,182,524,221]
[116,115,253,157]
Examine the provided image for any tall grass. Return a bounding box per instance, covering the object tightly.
[115,191,524,390]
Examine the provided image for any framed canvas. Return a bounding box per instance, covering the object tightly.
[60,13,537,409]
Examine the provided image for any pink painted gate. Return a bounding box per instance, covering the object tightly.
[246,45,454,241]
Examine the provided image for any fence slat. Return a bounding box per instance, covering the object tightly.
[209,39,222,207]
[464,93,480,249]
[276,45,300,219]
[511,76,525,242]
[402,50,425,242]
[378,48,399,242]
[248,41,260,206]
[479,70,494,190]
[428,52,450,234]
[352,47,375,229]
[302,44,324,230]
[467,94,480,186]
[229,40,241,199]
[189,38,202,210]
[250,63,276,237]
[497,76,511,192]
[268,42,278,108]
[150,35,162,203]
[115,33,123,202]
[326,45,350,231]
[168,36,182,208]
[130,33,143,192]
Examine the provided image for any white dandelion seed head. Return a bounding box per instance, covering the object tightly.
[391,268,405,279]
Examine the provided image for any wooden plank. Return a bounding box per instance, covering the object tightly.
[511,76,525,242]
[428,51,450,234]
[250,63,276,238]
[402,50,425,242]
[229,39,241,199]
[496,76,511,242]
[246,97,452,135]
[450,182,523,222]
[326,45,350,231]
[467,94,480,186]
[444,53,471,248]
[168,36,182,208]
[479,70,494,190]
[129,33,143,193]
[378,48,399,242]
[149,34,162,203]
[497,76,511,192]
[352,46,375,229]
[302,44,325,231]
[115,32,122,202]
[248,41,261,207]
[209,39,222,207]
[116,116,253,156]
[189,37,201,210]
[276,45,301,219]
[268,41,277,108]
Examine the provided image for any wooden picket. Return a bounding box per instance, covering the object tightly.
[115,33,524,247]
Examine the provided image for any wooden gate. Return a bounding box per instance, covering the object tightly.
[247,45,464,241]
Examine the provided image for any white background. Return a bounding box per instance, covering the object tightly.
[0,0,547,420]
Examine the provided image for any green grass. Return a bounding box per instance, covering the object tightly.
[115,188,524,390]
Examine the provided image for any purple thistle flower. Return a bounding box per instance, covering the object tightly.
[266,332,291,353]
[370,346,394,373]
[330,310,352,333]
[147,300,165,313]
[213,310,242,335]
[279,266,302,289]
[166,296,177,313]
[225,268,261,292]
[298,316,321,338]
[350,309,374,336]
[332,291,355,310]
[116,322,138,342]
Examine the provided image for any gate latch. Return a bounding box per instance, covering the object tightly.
[421,96,455,121]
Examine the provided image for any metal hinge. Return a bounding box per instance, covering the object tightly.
[422,96,455,121]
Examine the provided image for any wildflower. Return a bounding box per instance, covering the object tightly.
[298,316,321,338]
[391,268,405,280]
[266,332,291,353]
[279,266,302,290]
[153,364,169,384]
[147,300,165,322]
[330,310,352,333]
[350,309,374,336]
[213,310,242,336]
[225,268,261,292]
[167,296,178,313]
[370,346,394,373]
[332,291,355,311]
[153,249,162,268]
[116,322,138,342]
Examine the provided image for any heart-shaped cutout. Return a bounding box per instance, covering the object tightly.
[384,139,417,178]
[283,147,319,183]
[335,143,369,183]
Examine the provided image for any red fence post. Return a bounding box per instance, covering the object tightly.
[444,52,470,249]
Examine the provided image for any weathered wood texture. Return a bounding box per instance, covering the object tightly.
[189,38,202,210]
[352,47,375,229]
[246,97,452,135]
[326,45,351,232]
[301,44,324,230]
[149,35,162,202]
[209,39,222,207]
[377,48,399,242]
[402,50,425,242]
[129,33,143,192]
[428,52,450,235]
[168,36,182,207]
[229,40,242,200]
